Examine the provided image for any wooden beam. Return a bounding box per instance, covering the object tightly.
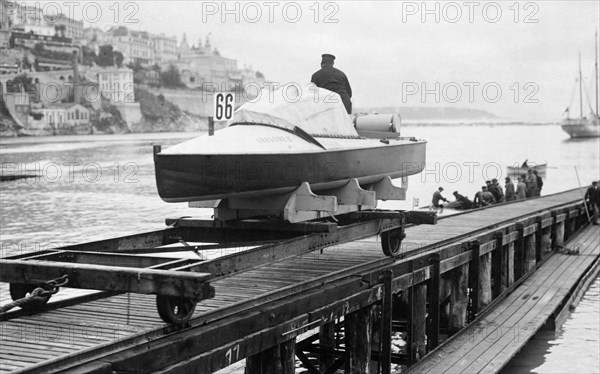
[380,270,393,374]
[409,282,427,362]
[166,217,338,233]
[345,305,373,373]
[0,260,213,299]
[524,230,537,272]
[427,254,440,351]
[280,339,296,374]
[448,262,469,330]
[514,224,525,280]
[246,345,282,374]
[319,322,336,372]
[468,240,480,321]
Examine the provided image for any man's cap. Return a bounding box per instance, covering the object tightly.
[439,187,444,191]
[485,180,491,184]
[453,191,458,195]
[482,186,487,189]
[492,178,498,183]
[321,54,335,63]
[593,181,599,185]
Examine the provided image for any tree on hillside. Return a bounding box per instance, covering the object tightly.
[160,65,184,88]
[114,51,124,68]
[82,46,97,66]
[96,45,115,67]
[7,74,35,93]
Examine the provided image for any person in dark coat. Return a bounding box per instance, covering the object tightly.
[311,54,353,114]
[505,177,516,202]
[474,186,495,207]
[490,178,504,203]
[526,169,539,197]
[432,187,448,212]
[452,191,473,209]
[515,176,527,200]
[533,170,543,196]
[584,181,599,225]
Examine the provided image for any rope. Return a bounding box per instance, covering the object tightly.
[0,275,68,314]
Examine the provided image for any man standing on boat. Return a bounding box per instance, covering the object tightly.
[311,54,353,114]
[584,181,599,225]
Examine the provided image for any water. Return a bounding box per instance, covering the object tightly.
[1,123,599,370]
[500,276,600,374]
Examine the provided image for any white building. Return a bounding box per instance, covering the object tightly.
[94,67,135,104]
[151,33,178,65]
[35,103,90,130]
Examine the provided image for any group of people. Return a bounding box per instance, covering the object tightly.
[431,169,545,211]
[312,54,599,226]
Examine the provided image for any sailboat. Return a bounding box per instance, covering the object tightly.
[561,33,600,138]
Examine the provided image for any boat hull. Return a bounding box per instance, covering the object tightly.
[561,122,600,138]
[155,141,426,202]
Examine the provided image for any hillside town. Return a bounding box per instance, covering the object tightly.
[0,0,266,136]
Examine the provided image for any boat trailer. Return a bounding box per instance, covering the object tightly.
[0,184,436,325]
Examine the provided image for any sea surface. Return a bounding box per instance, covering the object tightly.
[0,123,598,372]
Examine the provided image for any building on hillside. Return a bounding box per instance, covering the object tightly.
[109,26,153,65]
[174,34,238,90]
[54,14,84,43]
[0,1,11,49]
[151,33,178,65]
[33,102,89,129]
[94,67,135,103]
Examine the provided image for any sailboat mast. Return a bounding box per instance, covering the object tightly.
[579,51,583,118]
[595,31,598,116]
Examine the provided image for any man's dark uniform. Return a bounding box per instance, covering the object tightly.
[311,54,353,114]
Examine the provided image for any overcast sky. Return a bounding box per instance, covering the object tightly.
[28,0,600,122]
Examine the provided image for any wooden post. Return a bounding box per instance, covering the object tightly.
[208,116,214,136]
[479,251,492,310]
[524,230,536,272]
[492,232,506,296]
[448,263,470,329]
[427,254,440,352]
[555,218,565,248]
[535,217,543,262]
[541,225,552,258]
[507,241,515,287]
[246,345,282,374]
[410,283,427,362]
[345,305,373,373]
[380,270,393,374]
[468,241,480,321]
[280,339,296,374]
[514,224,525,280]
[319,323,336,372]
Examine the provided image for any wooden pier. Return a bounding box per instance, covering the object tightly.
[0,188,597,374]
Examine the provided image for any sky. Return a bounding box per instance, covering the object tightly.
[19,0,600,122]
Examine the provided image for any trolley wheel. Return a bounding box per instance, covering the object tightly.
[381,229,405,256]
[9,283,52,310]
[156,295,197,325]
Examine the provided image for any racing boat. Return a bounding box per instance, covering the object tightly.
[154,86,426,203]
